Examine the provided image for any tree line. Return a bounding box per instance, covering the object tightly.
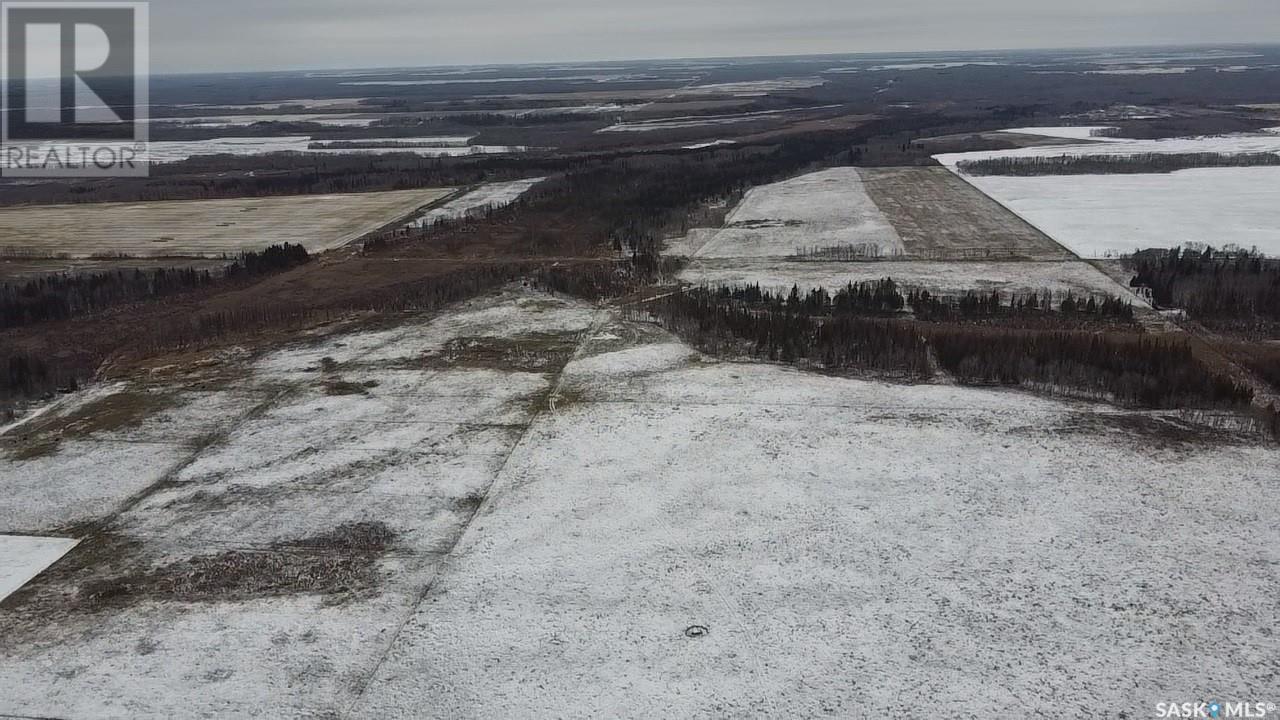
[650,284,1253,409]
[673,280,1133,323]
[0,259,536,408]
[0,243,311,330]
[908,288,1134,322]
[1127,246,1280,328]
[959,152,1280,176]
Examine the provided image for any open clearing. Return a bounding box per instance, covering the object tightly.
[406,178,546,228]
[692,167,905,259]
[0,188,454,258]
[0,288,1274,717]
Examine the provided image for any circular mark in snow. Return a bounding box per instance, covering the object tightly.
[685,625,709,639]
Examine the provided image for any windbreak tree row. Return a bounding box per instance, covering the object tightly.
[650,285,1253,410]
[0,244,312,330]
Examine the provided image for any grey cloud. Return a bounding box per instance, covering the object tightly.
[145,0,1280,72]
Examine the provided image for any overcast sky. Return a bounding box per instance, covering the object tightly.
[148,0,1279,73]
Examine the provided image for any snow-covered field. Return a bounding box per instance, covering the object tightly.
[670,166,1132,299]
[683,139,737,150]
[1087,66,1194,75]
[937,132,1280,257]
[0,137,528,168]
[951,168,1280,257]
[598,105,839,133]
[998,126,1121,141]
[935,132,1280,166]
[692,167,905,258]
[169,97,368,111]
[671,78,825,96]
[151,113,384,128]
[0,536,79,602]
[146,136,524,163]
[0,288,601,718]
[356,312,1276,718]
[338,73,665,87]
[1,289,1274,717]
[406,177,546,228]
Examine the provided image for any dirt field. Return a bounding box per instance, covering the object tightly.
[0,188,455,258]
[859,167,1073,260]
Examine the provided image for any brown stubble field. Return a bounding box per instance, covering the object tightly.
[0,188,456,259]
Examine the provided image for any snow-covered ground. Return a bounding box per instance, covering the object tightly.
[1,291,1273,717]
[937,132,1280,257]
[1087,66,1194,75]
[998,126,1121,141]
[0,287,602,718]
[0,137,528,168]
[146,137,524,163]
[951,168,1280,257]
[598,105,840,133]
[338,73,651,86]
[0,536,79,603]
[169,98,368,111]
[671,78,825,96]
[405,178,546,228]
[692,167,904,258]
[935,132,1280,167]
[151,113,383,128]
[352,315,1277,718]
[683,139,736,150]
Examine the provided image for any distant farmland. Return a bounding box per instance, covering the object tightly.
[0,188,455,258]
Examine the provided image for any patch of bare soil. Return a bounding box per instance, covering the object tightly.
[74,522,399,610]
[420,333,581,372]
[322,379,380,396]
[4,391,174,460]
[1031,411,1262,447]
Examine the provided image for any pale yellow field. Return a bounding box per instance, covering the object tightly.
[0,188,454,258]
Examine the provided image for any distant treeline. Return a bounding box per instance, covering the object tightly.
[655,288,932,379]
[789,243,899,261]
[1262,403,1280,441]
[685,280,1134,323]
[651,284,1251,409]
[959,152,1280,176]
[141,260,530,351]
[372,112,601,128]
[0,243,310,330]
[0,153,566,206]
[0,259,534,408]
[908,288,1134,322]
[1128,246,1280,328]
[3,354,76,408]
